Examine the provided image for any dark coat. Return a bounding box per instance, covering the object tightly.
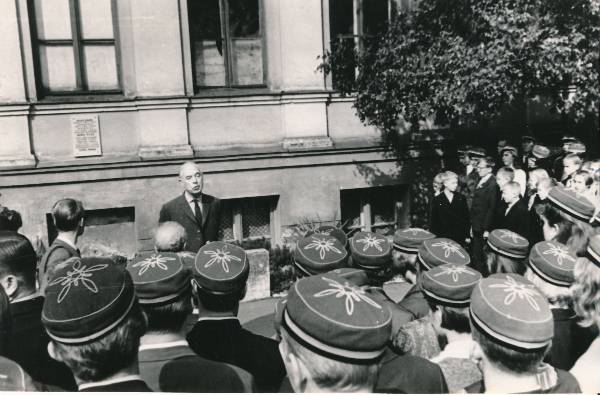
[79,380,152,392]
[186,318,286,392]
[430,192,470,244]
[545,308,599,370]
[470,175,501,232]
[458,167,480,209]
[499,198,530,239]
[7,296,77,390]
[159,193,221,252]
[376,348,449,393]
[139,344,255,392]
[38,239,80,295]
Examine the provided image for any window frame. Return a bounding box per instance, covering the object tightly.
[341,185,406,234]
[188,0,267,92]
[28,0,123,97]
[219,195,277,244]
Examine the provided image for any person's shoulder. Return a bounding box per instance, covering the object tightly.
[44,243,73,262]
[163,194,184,208]
[0,356,37,391]
[203,193,220,204]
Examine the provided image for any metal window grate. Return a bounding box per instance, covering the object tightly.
[218,203,234,241]
[242,198,270,239]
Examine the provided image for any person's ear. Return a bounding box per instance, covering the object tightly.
[279,340,309,393]
[47,342,60,362]
[0,275,18,299]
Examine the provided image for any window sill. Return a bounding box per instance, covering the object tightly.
[33,93,128,104]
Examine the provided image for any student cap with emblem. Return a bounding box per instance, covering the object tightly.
[500,146,518,157]
[470,273,554,349]
[417,238,470,270]
[393,228,436,253]
[532,145,550,159]
[487,229,529,259]
[421,263,482,307]
[293,234,347,277]
[192,241,249,294]
[349,231,392,270]
[42,257,137,344]
[282,273,391,362]
[547,185,596,222]
[305,225,348,247]
[528,241,577,287]
[127,252,191,304]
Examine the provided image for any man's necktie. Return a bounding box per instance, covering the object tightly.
[193,198,203,226]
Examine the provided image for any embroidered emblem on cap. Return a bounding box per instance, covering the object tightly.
[203,245,241,273]
[304,236,343,260]
[315,228,333,236]
[498,230,526,244]
[489,275,541,311]
[434,264,477,282]
[132,253,176,275]
[314,277,381,315]
[49,259,109,303]
[542,244,575,265]
[404,228,429,235]
[355,233,385,252]
[431,240,466,258]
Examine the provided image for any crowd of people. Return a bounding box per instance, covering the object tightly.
[0,139,598,392]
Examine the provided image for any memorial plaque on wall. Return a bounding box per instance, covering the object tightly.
[71,114,102,157]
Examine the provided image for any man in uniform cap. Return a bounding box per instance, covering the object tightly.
[467,273,581,393]
[293,233,348,277]
[186,241,286,392]
[499,145,527,196]
[278,273,392,392]
[0,232,76,390]
[390,227,436,288]
[525,242,597,370]
[42,257,151,392]
[485,228,529,274]
[529,144,551,171]
[128,251,255,392]
[424,263,483,392]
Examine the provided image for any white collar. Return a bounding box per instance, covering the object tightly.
[431,339,475,362]
[11,293,40,304]
[139,340,189,351]
[78,374,142,390]
[184,191,202,203]
[197,316,239,323]
[478,174,492,186]
[56,234,77,251]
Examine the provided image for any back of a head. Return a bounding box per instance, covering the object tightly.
[0,232,37,289]
[52,199,84,232]
[154,221,187,252]
[0,207,22,232]
[497,166,515,181]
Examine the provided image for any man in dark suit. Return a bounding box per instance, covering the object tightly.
[470,156,500,275]
[498,181,529,239]
[159,162,221,252]
[430,171,470,246]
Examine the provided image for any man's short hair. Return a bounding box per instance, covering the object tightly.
[427,301,471,334]
[194,285,244,313]
[52,199,84,232]
[471,323,550,374]
[280,327,379,392]
[0,232,37,288]
[154,222,187,252]
[143,287,193,333]
[51,303,147,382]
[502,181,521,195]
[573,170,593,187]
[497,166,515,181]
[0,207,22,232]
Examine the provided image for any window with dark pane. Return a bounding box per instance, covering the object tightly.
[340,189,362,230]
[30,0,120,95]
[242,197,271,239]
[218,200,235,241]
[341,185,405,234]
[188,0,264,89]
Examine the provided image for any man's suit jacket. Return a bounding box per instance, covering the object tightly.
[458,167,480,209]
[159,193,221,252]
[430,192,470,244]
[499,198,530,239]
[470,176,500,232]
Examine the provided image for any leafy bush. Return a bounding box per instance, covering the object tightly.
[269,244,295,295]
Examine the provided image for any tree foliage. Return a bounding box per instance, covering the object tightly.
[320,0,600,148]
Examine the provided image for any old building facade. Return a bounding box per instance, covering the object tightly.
[0,0,413,254]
